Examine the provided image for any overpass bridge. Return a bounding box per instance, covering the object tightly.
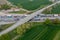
[0,1,60,36]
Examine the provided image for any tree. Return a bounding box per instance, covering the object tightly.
[0,34,10,40]
[44,18,52,25]
[53,18,60,24]
[0,4,11,10]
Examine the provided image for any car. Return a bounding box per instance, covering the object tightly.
[54,14,58,17]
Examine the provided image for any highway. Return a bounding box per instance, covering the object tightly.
[31,17,60,22]
[0,1,60,36]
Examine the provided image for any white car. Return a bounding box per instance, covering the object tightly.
[54,14,58,17]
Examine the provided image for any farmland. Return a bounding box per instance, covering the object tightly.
[17,24,60,40]
[0,0,60,40]
[0,19,60,40]
[8,0,52,10]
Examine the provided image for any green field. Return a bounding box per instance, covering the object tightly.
[8,0,52,10]
[43,4,60,14]
[0,20,60,40]
[17,22,60,40]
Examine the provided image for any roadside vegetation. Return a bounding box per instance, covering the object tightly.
[9,10,27,14]
[42,4,60,14]
[0,23,14,32]
[0,4,12,10]
[0,19,60,40]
